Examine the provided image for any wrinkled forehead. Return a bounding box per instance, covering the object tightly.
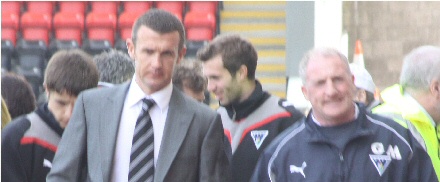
[308,54,349,70]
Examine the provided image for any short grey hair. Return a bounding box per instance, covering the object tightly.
[400,45,440,91]
[93,49,135,84]
[298,47,350,84]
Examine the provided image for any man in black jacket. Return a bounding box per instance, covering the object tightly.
[197,34,304,182]
[1,49,99,182]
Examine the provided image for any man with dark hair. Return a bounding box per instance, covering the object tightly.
[197,34,304,182]
[93,49,135,87]
[47,9,230,182]
[251,47,437,182]
[2,49,99,182]
[172,59,207,102]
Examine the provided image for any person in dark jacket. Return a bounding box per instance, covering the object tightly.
[251,47,437,182]
[1,49,99,182]
[197,34,304,182]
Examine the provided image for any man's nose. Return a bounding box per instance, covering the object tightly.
[64,104,74,120]
[324,81,338,95]
[151,54,163,68]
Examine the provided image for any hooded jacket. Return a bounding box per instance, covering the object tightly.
[2,104,63,182]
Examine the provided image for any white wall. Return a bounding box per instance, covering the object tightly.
[286,1,343,113]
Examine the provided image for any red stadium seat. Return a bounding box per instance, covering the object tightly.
[58,1,87,15]
[184,11,216,41]
[118,12,143,41]
[155,1,184,21]
[1,3,21,71]
[20,12,52,46]
[86,12,117,46]
[90,1,119,15]
[1,12,20,46]
[53,12,85,45]
[187,2,218,14]
[26,1,54,16]
[123,2,151,13]
[2,1,22,16]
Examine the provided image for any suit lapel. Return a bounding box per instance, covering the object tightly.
[155,88,194,181]
[99,83,130,181]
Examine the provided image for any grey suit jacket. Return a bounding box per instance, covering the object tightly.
[47,83,231,182]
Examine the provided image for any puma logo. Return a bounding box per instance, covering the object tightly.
[290,161,307,178]
[43,159,52,168]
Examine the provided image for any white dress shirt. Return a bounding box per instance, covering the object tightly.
[111,77,172,182]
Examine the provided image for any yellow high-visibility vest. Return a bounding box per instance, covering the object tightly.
[373,84,440,179]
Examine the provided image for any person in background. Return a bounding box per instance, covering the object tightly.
[1,97,12,129]
[1,49,99,182]
[1,72,37,119]
[93,49,135,88]
[251,47,437,182]
[373,45,440,179]
[47,10,230,182]
[349,63,380,111]
[172,59,207,103]
[172,58,232,161]
[197,34,304,182]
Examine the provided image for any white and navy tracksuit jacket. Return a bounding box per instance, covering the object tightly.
[251,104,437,182]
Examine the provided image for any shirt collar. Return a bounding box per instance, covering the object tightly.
[126,76,172,112]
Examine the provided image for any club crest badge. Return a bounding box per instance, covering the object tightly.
[251,130,268,149]
[369,154,391,176]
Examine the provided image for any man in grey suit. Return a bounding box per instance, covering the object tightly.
[47,10,231,182]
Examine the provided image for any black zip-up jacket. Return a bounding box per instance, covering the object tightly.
[251,104,437,182]
[2,104,63,182]
[220,81,304,182]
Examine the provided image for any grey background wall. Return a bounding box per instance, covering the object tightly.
[343,1,440,90]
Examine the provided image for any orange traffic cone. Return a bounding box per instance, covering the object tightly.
[353,40,365,68]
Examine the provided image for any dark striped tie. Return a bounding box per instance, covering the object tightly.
[129,98,155,182]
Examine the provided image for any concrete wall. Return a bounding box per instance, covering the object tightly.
[343,1,440,90]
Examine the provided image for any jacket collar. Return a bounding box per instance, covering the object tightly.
[36,103,64,136]
[305,103,374,143]
[223,80,269,121]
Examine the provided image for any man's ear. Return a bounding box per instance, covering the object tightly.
[301,86,309,101]
[177,46,187,64]
[430,79,440,99]
[237,65,248,80]
[44,85,50,99]
[126,38,135,59]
